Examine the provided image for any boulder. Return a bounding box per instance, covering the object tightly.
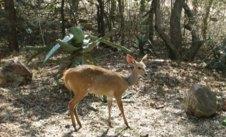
[184,84,217,117]
[0,59,32,87]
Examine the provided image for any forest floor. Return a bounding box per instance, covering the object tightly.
[0,51,226,137]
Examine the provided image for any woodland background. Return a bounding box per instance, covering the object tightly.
[0,0,226,136]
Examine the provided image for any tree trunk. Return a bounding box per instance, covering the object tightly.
[4,0,19,52]
[70,0,79,24]
[118,0,125,45]
[153,0,179,60]
[183,3,203,60]
[202,0,214,40]
[109,0,116,31]
[61,0,66,37]
[170,0,184,54]
[148,0,155,42]
[97,0,105,37]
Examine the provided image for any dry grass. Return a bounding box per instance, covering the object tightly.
[0,52,226,137]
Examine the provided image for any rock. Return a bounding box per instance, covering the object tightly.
[184,84,217,117]
[0,59,32,87]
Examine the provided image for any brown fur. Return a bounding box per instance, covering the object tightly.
[63,65,128,97]
[63,54,147,131]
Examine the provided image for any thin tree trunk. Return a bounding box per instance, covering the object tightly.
[108,0,116,42]
[4,0,19,52]
[109,0,116,31]
[61,0,66,37]
[149,0,155,42]
[183,3,203,60]
[153,0,179,59]
[171,0,173,10]
[118,0,125,45]
[202,0,214,40]
[70,0,79,24]
[97,0,105,37]
[170,0,184,54]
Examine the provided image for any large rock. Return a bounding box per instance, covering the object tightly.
[0,59,32,87]
[184,84,217,117]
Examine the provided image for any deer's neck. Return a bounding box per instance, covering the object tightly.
[124,70,139,86]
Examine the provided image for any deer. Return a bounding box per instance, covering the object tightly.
[62,54,148,131]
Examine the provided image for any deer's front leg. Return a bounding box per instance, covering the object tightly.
[116,97,130,128]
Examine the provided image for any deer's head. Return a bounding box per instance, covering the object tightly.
[126,54,148,76]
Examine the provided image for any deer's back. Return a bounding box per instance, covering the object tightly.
[63,65,128,97]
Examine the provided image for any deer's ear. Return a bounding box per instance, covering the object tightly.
[141,54,148,62]
[126,54,135,64]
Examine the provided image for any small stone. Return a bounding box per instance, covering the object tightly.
[140,133,149,137]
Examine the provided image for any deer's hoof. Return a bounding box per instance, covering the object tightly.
[78,125,82,130]
[125,123,130,129]
[72,124,77,131]
[108,122,113,128]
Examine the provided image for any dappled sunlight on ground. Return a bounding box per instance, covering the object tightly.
[0,52,226,136]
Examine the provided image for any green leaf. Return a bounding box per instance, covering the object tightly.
[83,38,101,53]
[43,34,77,64]
[99,38,132,53]
[43,43,61,64]
[69,27,84,44]
[57,40,81,52]
[62,33,74,42]
[83,38,90,45]
[137,35,148,46]
[88,35,132,53]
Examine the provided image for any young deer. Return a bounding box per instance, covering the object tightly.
[62,54,147,131]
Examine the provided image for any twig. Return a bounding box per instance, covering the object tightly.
[38,19,46,47]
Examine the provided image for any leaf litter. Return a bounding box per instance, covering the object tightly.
[0,52,226,137]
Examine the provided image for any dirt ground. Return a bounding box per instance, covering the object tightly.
[0,53,226,137]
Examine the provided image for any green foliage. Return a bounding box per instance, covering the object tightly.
[43,44,61,63]
[140,0,146,14]
[135,34,148,54]
[69,27,84,45]
[136,35,148,47]
[206,38,226,72]
[43,33,77,63]
[44,26,131,65]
